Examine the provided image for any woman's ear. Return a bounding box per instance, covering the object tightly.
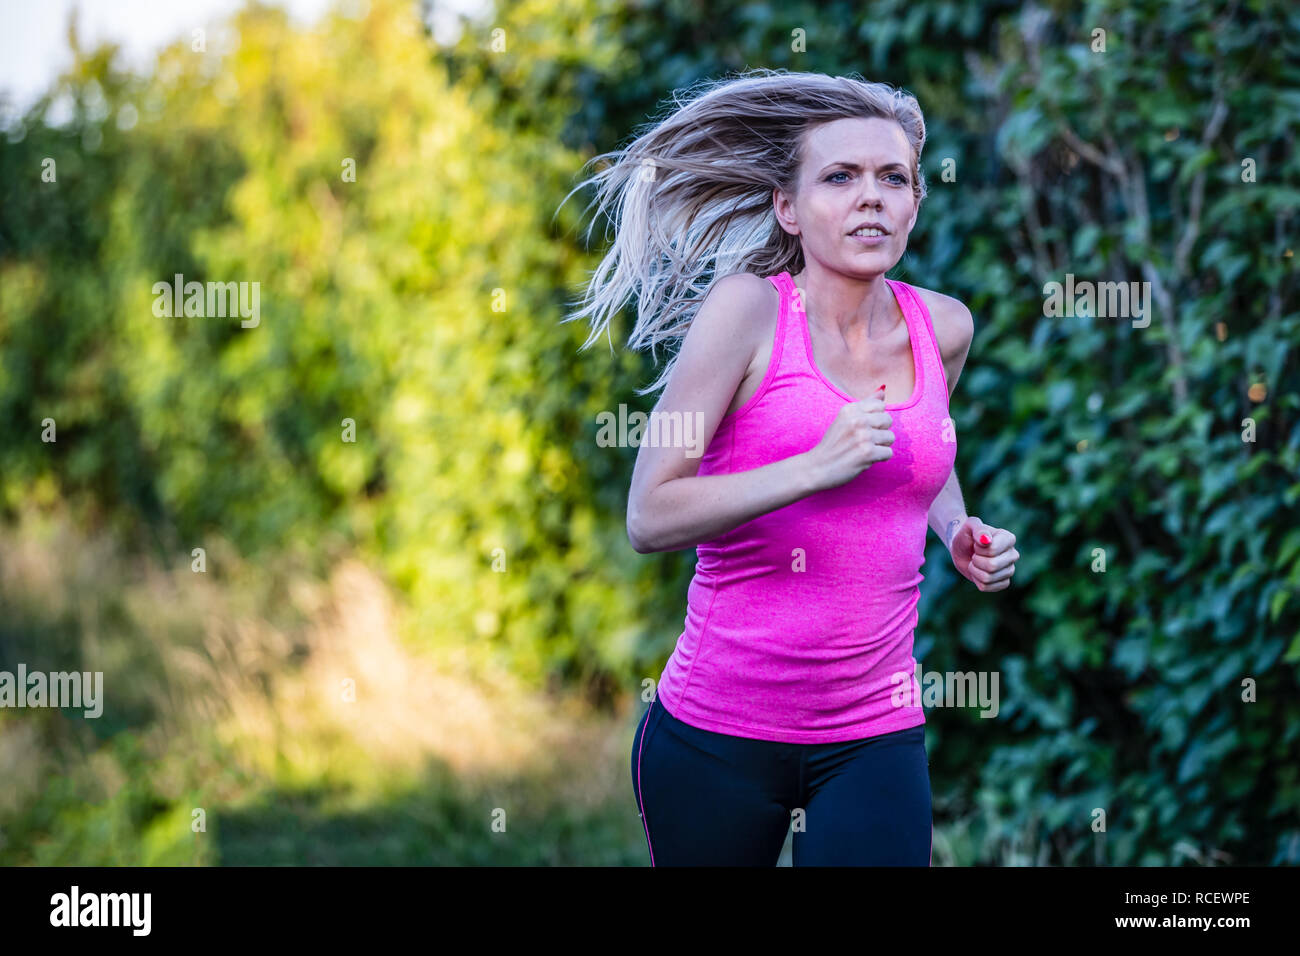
[773,186,800,237]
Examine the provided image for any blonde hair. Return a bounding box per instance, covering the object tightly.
[560,68,927,396]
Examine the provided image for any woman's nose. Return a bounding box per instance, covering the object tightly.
[856,184,884,207]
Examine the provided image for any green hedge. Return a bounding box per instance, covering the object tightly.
[1,0,1296,864]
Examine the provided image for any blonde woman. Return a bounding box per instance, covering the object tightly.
[565,69,1020,866]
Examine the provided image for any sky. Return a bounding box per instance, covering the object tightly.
[0,0,490,121]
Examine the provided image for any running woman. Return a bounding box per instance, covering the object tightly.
[563,69,1020,866]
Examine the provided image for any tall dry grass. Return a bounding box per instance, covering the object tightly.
[0,503,643,864]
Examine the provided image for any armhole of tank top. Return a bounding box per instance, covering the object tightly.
[720,274,786,425]
[900,280,950,400]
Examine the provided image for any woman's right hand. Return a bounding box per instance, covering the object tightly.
[803,385,895,491]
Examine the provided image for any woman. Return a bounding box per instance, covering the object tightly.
[564,69,1020,866]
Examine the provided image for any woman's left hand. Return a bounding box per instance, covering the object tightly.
[948,516,1019,591]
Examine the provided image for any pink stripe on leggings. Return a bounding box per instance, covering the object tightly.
[636,701,655,866]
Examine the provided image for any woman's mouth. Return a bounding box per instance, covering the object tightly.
[848,226,889,245]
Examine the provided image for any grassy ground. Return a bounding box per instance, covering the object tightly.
[0,505,647,865]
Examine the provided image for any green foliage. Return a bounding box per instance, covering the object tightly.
[902,0,1300,867]
[1,0,1296,865]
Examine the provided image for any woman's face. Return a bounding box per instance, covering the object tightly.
[775,116,919,276]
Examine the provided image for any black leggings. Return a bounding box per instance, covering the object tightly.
[630,695,932,866]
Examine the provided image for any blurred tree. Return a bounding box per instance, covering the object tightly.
[1,0,1296,864]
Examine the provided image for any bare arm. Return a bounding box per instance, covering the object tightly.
[917,288,975,553]
[631,452,825,553]
[927,466,969,551]
[626,273,819,553]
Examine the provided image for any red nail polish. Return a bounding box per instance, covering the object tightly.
[978,533,991,546]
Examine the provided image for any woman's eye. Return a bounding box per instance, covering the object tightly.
[827,170,908,185]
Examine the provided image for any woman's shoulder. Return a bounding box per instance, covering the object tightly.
[902,283,973,363]
[690,273,783,414]
[901,283,974,394]
[695,271,781,337]
[901,282,972,326]
[684,271,781,359]
[708,270,780,303]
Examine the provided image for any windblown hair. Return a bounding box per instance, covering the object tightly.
[559,68,928,396]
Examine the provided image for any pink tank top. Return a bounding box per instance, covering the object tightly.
[654,270,957,743]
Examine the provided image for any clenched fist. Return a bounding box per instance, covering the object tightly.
[948,516,1019,591]
[804,384,894,491]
